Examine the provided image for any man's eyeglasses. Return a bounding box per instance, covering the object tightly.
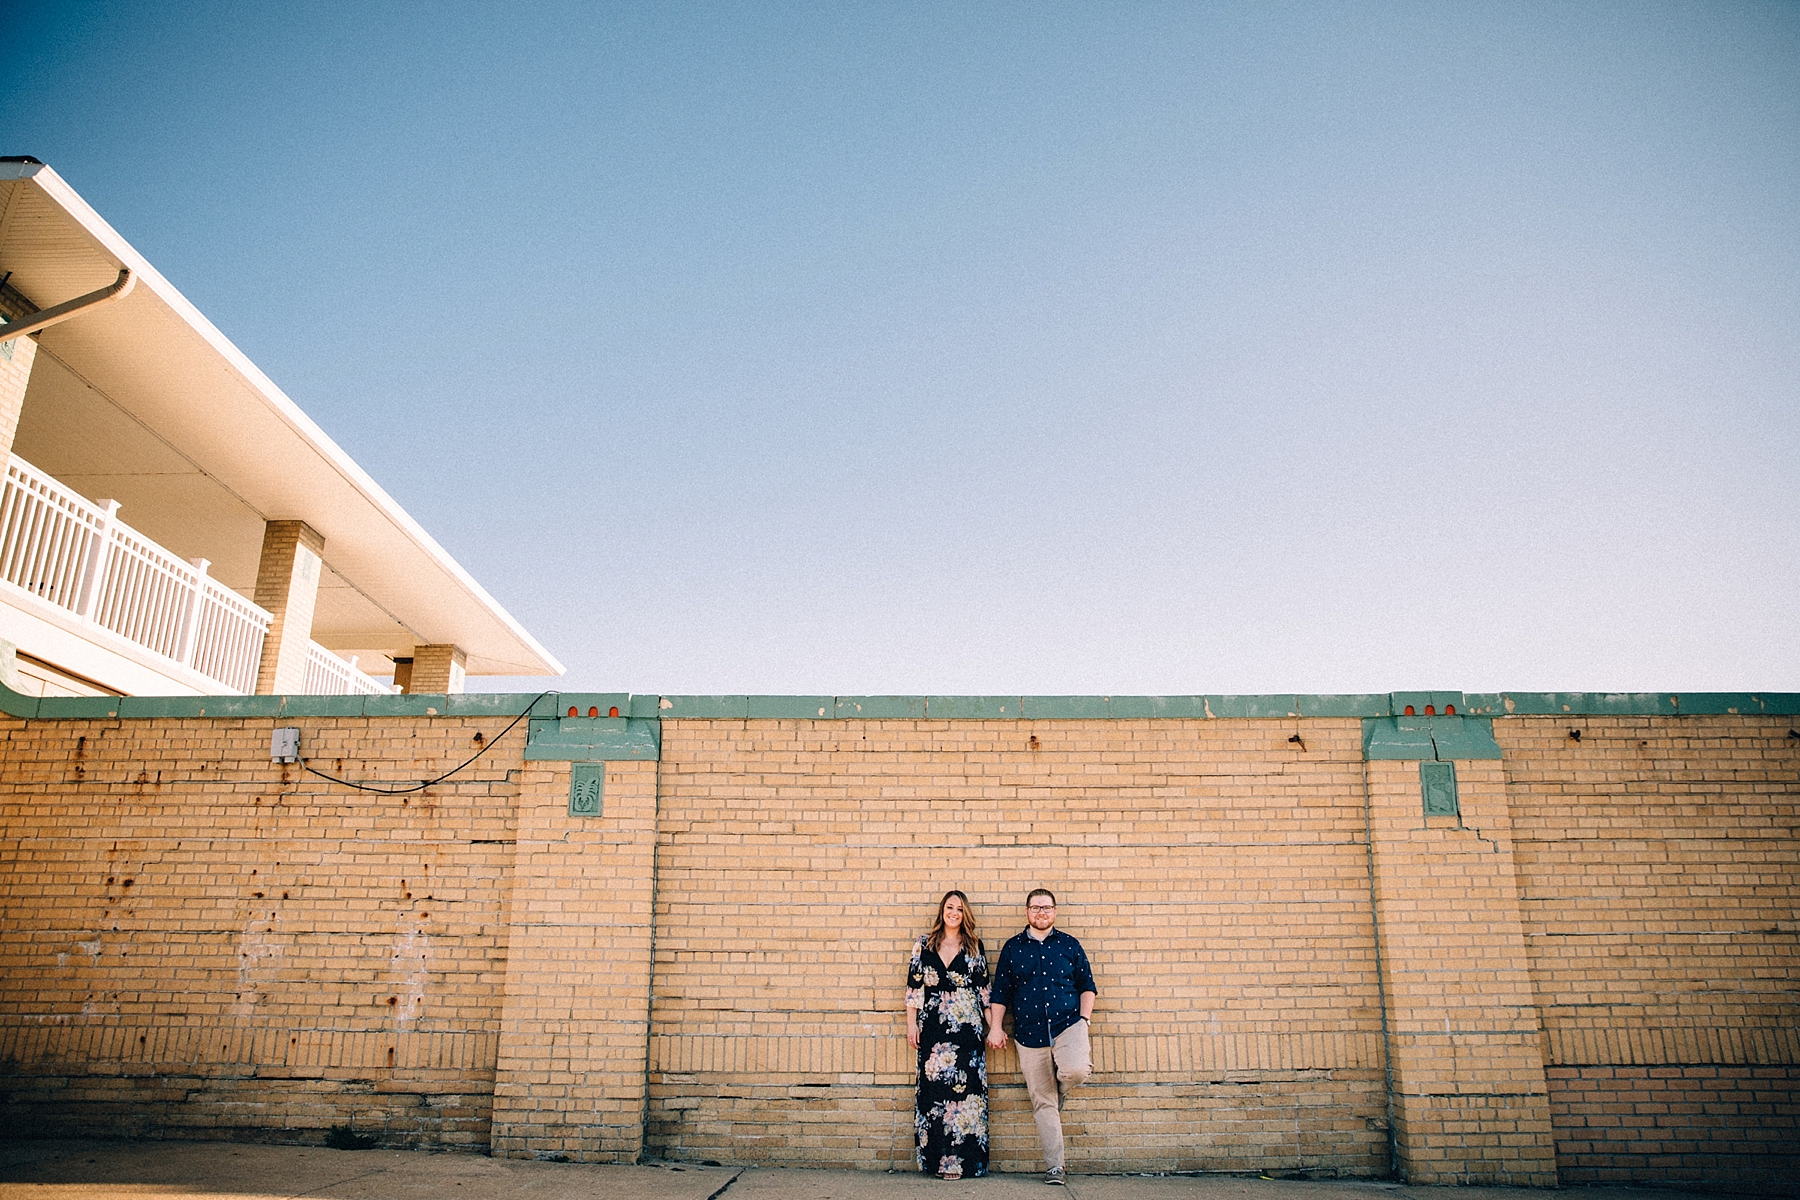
[1027,904,1056,912]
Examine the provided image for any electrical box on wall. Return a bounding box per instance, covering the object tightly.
[1420,760,1458,815]
[271,727,300,763]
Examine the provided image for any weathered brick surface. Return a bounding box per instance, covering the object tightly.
[1546,1065,1799,1186]
[1364,757,1557,1185]
[0,715,520,1148]
[645,718,1390,1174]
[1499,716,1800,1185]
[408,646,467,696]
[648,1074,1388,1175]
[489,759,658,1162]
[0,706,1791,1185]
[252,523,326,696]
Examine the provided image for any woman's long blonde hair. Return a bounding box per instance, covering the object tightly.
[926,889,982,958]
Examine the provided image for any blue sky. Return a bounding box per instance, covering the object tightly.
[5,2,1797,694]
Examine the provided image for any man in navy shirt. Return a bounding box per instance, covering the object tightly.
[986,888,1095,1185]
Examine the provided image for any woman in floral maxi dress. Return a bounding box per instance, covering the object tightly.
[905,890,990,1179]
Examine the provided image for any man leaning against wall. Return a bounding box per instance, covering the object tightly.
[987,888,1096,1186]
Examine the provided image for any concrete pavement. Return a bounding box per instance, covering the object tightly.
[0,1140,1761,1200]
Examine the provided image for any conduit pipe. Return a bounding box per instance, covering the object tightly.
[0,267,135,341]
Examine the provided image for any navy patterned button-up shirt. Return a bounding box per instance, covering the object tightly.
[989,928,1096,1048]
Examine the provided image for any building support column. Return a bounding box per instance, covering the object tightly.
[405,644,466,694]
[1363,714,1558,1185]
[0,281,42,464]
[252,520,325,695]
[491,756,659,1161]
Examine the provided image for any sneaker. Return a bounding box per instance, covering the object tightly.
[1044,1166,1066,1185]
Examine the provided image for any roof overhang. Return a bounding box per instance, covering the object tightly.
[0,160,562,678]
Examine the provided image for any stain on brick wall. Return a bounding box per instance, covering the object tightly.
[0,716,521,1149]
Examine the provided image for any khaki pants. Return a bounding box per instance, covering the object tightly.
[1014,1020,1091,1170]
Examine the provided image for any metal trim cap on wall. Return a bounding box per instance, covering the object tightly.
[524,717,661,761]
[1361,715,1502,761]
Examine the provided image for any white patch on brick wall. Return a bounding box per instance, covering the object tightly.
[391,927,430,1027]
[234,919,283,1017]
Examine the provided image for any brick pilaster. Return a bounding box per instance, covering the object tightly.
[490,759,659,1161]
[1366,757,1558,1185]
[252,520,325,695]
[406,644,466,694]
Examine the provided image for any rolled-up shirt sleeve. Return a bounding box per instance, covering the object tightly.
[1072,941,1096,996]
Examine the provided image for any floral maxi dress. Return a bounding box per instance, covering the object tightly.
[906,935,990,1177]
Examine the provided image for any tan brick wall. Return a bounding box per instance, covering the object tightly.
[1498,715,1799,1186]
[1546,1065,1799,1186]
[490,759,659,1162]
[407,646,467,696]
[0,713,523,1147]
[252,522,326,696]
[1364,757,1557,1185]
[644,718,1391,1175]
[0,704,1792,1185]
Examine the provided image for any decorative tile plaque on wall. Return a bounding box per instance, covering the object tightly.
[569,762,604,816]
[1419,760,1458,816]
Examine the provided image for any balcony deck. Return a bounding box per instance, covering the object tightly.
[1,454,392,697]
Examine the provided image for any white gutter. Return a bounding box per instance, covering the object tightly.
[1,267,135,340]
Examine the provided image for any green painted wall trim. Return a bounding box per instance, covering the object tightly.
[522,717,661,761]
[1388,691,1468,715]
[1,641,1795,730]
[654,695,749,718]
[1362,716,1503,761]
[747,695,835,719]
[1461,692,1677,716]
[546,693,632,717]
[923,696,1024,718]
[833,696,927,718]
[1020,696,1115,719]
[0,670,570,722]
[5,684,1799,725]
[1459,692,1800,717]
[649,694,1397,719]
[6,686,1799,724]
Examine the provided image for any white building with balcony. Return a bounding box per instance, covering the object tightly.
[0,158,562,697]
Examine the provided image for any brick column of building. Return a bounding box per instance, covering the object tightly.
[405,644,466,694]
[0,281,41,464]
[252,520,326,695]
[490,758,659,1161]
[1366,753,1559,1185]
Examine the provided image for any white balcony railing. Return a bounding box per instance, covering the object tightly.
[304,641,398,696]
[1,453,271,694]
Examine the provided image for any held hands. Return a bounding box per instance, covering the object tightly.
[985,1026,1008,1050]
